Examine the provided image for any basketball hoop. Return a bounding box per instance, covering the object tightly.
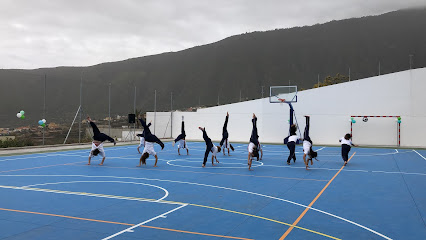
[269,86,297,104]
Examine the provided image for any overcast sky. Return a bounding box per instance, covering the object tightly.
[1,0,425,69]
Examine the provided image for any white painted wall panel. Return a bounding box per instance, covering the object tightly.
[148,68,426,148]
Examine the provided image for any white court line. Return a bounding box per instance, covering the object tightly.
[167,160,263,169]
[0,174,392,240]
[0,155,52,162]
[22,181,169,202]
[317,151,413,157]
[102,204,188,240]
[395,149,398,153]
[0,183,175,205]
[259,163,426,176]
[413,150,426,161]
[316,147,326,151]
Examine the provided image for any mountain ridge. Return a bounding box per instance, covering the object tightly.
[1,8,425,127]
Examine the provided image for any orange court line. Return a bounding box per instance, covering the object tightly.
[0,207,253,240]
[279,152,356,240]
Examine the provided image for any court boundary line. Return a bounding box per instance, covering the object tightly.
[413,150,426,160]
[0,185,340,239]
[22,181,170,202]
[0,174,391,239]
[102,204,188,240]
[392,152,426,227]
[0,161,87,173]
[0,184,176,205]
[278,153,392,240]
[279,152,357,239]
[166,159,263,169]
[66,164,329,181]
[0,207,253,240]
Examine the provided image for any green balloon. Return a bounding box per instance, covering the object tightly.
[397,117,401,120]
[20,115,25,119]
[20,110,25,115]
[41,123,46,127]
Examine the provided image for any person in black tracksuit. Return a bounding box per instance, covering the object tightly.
[173,117,188,155]
[138,118,164,167]
[302,116,318,169]
[136,121,151,154]
[199,127,221,167]
[139,118,164,149]
[339,133,357,166]
[286,124,299,165]
[247,114,260,170]
[219,112,234,156]
[87,117,116,165]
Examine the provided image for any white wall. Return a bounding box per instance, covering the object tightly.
[148,68,426,148]
[146,112,172,139]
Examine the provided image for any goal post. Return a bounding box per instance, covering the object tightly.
[350,116,401,147]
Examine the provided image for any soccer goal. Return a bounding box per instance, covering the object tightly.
[350,116,401,147]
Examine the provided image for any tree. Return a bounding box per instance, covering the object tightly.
[313,73,349,88]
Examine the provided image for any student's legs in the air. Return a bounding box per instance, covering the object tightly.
[304,116,312,144]
[89,120,101,136]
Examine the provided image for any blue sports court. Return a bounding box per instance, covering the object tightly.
[0,142,425,240]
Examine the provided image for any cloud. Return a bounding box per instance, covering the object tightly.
[0,0,424,69]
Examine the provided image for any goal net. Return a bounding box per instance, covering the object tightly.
[351,116,401,147]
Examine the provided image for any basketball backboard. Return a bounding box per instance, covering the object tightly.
[269,86,298,103]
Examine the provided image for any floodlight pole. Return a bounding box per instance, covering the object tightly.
[348,67,351,81]
[378,61,381,76]
[43,74,46,145]
[317,74,320,87]
[170,92,173,137]
[261,86,264,98]
[79,71,83,143]
[409,54,414,69]
[108,83,111,136]
[154,90,157,135]
[134,86,136,141]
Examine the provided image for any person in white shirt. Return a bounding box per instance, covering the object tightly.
[286,124,300,165]
[173,117,189,155]
[339,133,358,166]
[220,112,235,156]
[248,114,260,170]
[136,134,145,154]
[136,121,151,154]
[257,142,263,160]
[87,117,116,165]
[137,118,164,167]
[199,127,221,167]
[138,142,158,167]
[302,116,318,170]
